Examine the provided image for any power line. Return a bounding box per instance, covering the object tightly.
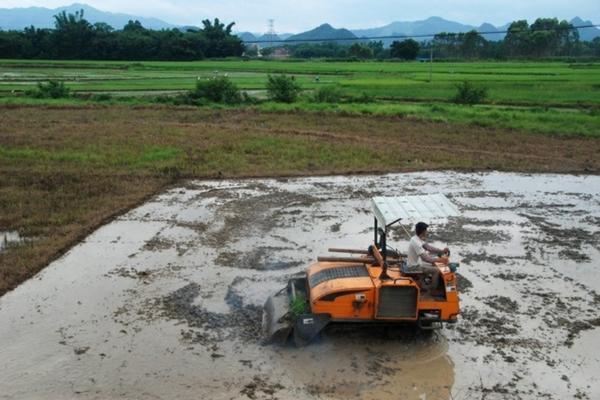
[266,18,275,48]
[243,23,600,44]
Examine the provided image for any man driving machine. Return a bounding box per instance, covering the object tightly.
[407,222,449,293]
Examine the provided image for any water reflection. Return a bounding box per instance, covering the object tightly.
[272,325,455,400]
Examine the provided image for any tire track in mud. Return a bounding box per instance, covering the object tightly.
[160,282,263,346]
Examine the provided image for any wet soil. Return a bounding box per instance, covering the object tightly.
[0,171,599,400]
[161,282,263,345]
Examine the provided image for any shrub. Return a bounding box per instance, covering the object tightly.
[266,74,301,103]
[190,76,242,104]
[313,86,343,103]
[452,81,488,105]
[29,80,70,99]
[90,93,112,102]
[347,92,375,103]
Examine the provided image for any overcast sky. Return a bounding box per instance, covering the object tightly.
[1,0,598,32]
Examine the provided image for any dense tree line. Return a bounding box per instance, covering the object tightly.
[430,18,599,59]
[0,10,244,60]
[284,18,599,60]
[1,12,598,61]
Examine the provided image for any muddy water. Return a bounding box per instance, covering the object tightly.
[0,231,24,252]
[1,172,599,400]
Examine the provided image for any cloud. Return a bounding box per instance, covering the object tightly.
[2,0,598,32]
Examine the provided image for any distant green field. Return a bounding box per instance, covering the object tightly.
[1,59,599,107]
[1,59,599,137]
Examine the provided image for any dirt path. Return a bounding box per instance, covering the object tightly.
[0,171,599,399]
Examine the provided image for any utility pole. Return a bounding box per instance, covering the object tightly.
[429,44,433,83]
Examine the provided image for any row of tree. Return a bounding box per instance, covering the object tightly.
[256,40,419,59]
[0,13,599,61]
[431,19,589,59]
[282,18,599,60]
[0,10,244,60]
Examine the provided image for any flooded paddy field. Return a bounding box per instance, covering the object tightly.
[0,171,599,400]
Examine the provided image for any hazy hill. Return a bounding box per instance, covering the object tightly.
[237,32,258,42]
[352,16,501,44]
[258,33,283,43]
[477,22,507,41]
[286,23,357,43]
[353,16,474,38]
[236,32,293,47]
[0,2,175,30]
[570,17,600,41]
[1,3,597,43]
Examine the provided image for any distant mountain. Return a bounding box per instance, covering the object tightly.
[286,23,357,43]
[353,16,475,40]
[258,33,283,43]
[352,16,599,45]
[236,32,292,47]
[237,32,258,42]
[476,22,507,41]
[570,17,600,41]
[352,17,526,44]
[0,2,175,30]
[352,16,487,45]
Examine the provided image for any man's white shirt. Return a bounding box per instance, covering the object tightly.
[407,235,426,267]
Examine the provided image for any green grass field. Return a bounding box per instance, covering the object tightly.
[0,59,599,137]
[1,59,599,106]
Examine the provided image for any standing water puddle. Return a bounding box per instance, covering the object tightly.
[0,231,25,252]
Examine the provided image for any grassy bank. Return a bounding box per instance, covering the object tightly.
[1,105,600,296]
[258,102,600,137]
[0,97,597,137]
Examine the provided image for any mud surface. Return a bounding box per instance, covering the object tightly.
[1,171,599,400]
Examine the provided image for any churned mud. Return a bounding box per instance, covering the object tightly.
[0,171,599,400]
